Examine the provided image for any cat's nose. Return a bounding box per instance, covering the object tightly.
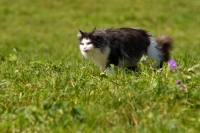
[84,48,89,52]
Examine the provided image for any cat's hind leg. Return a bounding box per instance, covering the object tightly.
[147,37,163,68]
[127,66,137,71]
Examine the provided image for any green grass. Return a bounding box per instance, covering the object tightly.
[0,0,200,132]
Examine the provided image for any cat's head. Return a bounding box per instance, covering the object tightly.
[77,28,108,58]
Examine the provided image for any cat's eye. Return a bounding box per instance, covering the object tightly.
[79,43,84,45]
[87,42,92,45]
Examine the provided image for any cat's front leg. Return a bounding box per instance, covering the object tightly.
[105,67,115,74]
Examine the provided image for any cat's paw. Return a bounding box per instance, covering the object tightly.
[105,67,116,74]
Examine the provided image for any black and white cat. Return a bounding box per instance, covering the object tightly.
[77,28,173,71]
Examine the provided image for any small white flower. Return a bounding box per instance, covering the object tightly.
[15,70,19,73]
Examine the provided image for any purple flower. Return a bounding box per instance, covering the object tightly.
[181,87,185,91]
[168,59,177,70]
[176,80,181,85]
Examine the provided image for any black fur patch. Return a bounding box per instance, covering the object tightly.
[79,28,151,68]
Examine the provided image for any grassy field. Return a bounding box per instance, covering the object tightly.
[0,0,200,132]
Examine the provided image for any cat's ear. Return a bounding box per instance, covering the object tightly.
[77,29,84,39]
[91,28,101,39]
[92,28,97,33]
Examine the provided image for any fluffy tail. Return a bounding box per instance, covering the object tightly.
[156,35,173,62]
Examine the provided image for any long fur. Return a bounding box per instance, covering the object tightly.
[156,35,173,61]
[77,28,173,71]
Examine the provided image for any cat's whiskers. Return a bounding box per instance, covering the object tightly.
[83,48,96,58]
[89,49,99,57]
